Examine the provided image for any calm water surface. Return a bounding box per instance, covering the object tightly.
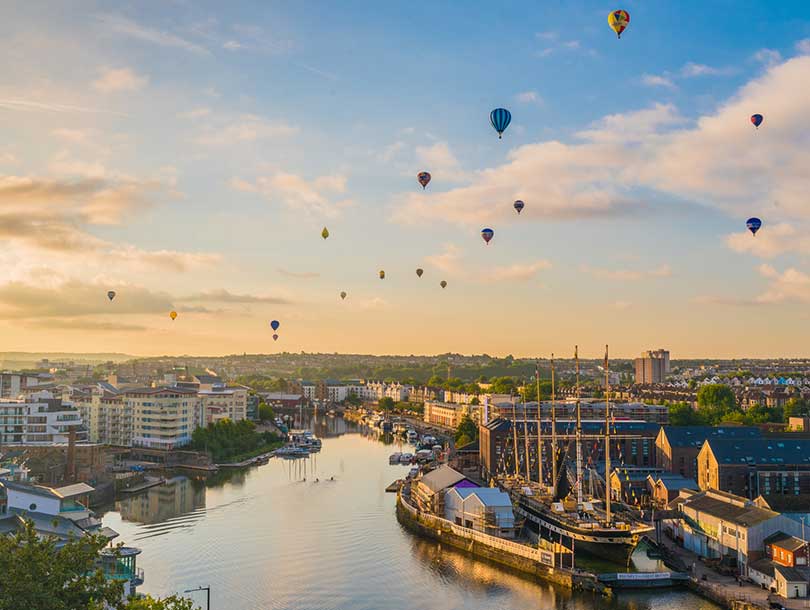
[102,415,719,610]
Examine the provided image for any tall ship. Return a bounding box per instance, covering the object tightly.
[498,346,653,565]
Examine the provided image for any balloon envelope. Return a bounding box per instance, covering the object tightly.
[272,333,279,341]
[481,228,494,244]
[513,200,525,214]
[608,10,630,38]
[340,291,347,300]
[321,227,329,239]
[169,311,177,320]
[440,280,447,288]
[746,217,762,235]
[489,108,512,139]
[107,290,116,301]
[417,172,431,189]
[416,268,423,277]
[270,320,280,331]
[751,114,764,128]
[379,270,385,279]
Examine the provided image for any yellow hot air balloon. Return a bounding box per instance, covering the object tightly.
[321,227,329,239]
[379,270,385,279]
[608,9,630,38]
[169,311,178,320]
[340,291,347,300]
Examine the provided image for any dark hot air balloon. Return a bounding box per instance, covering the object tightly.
[490,108,512,139]
[746,217,762,236]
[513,200,524,214]
[481,228,494,245]
[751,114,764,129]
[416,268,423,278]
[440,280,447,289]
[107,291,116,301]
[417,172,431,189]
[270,320,280,331]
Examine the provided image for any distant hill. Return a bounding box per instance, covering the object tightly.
[0,352,135,368]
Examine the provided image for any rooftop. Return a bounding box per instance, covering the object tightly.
[764,531,808,553]
[705,437,810,465]
[2,480,94,499]
[681,490,779,527]
[418,465,469,493]
[448,486,512,507]
[661,426,761,448]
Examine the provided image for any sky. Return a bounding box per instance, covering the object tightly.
[3,1,810,359]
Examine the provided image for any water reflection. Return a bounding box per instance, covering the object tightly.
[101,414,719,610]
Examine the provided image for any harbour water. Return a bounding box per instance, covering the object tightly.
[101,415,719,610]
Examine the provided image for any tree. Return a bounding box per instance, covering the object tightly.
[455,414,478,444]
[668,403,708,426]
[0,520,124,610]
[344,391,362,407]
[125,595,197,610]
[785,398,810,420]
[697,384,737,411]
[456,433,473,447]
[378,396,395,412]
[257,402,274,422]
[470,396,480,406]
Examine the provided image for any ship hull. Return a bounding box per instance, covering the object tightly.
[516,497,647,565]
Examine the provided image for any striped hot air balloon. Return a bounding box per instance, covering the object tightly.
[489,108,512,139]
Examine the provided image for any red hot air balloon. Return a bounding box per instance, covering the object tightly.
[417,172,431,189]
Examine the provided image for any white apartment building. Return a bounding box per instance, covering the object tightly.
[362,381,412,402]
[126,387,199,450]
[0,372,53,399]
[0,392,86,445]
[199,385,248,424]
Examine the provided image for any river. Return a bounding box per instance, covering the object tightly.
[101,415,719,610]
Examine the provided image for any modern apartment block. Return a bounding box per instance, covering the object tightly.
[0,393,86,445]
[199,385,248,424]
[126,387,200,450]
[634,349,670,384]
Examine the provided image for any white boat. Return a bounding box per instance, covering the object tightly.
[275,446,309,458]
[406,430,418,442]
[399,453,414,464]
[389,452,402,464]
[415,449,434,463]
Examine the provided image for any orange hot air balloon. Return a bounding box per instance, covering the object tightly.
[608,10,630,38]
[379,270,385,280]
[169,311,178,320]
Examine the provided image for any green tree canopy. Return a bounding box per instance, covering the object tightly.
[455,414,478,444]
[124,595,198,610]
[668,402,708,426]
[697,384,737,411]
[378,396,395,412]
[257,402,274,422]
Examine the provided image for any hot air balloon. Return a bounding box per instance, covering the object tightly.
[416,268,424,278]
[379,270,385,280]
[321,227,329,239]
[417,172,431,190]
[513,200,524,215]
[440,280,447,289]
[169,311,177,320]
[272,333,279,341]
[107,290,116,301]
[751,114,764,129]
[340,291,347,300]
[608,10,630,38]
[270,320,280,331]
[481,228,494,245]
[490,108,512,139]
[746,217,762,236]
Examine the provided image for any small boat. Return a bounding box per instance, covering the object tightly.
[406,430,418,443]
[389,452,402,464]
[275,446,309,458]
[415,449,433,463]
[399,453,414,464]
[408,467,420,479]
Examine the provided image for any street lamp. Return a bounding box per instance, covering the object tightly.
[184,585,210,610]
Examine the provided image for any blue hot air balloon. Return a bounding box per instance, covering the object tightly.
[270,320,280,331]
[490,108,512,139]
[513,200,525,214]
[481,228,494,245]
[746,217,762,236]
[751,114,764,129]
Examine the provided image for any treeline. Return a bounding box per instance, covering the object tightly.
[668,384,810,426]
[190,419,283,463]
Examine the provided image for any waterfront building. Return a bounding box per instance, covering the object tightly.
[697,438,810,499]
[656,426,762,480]
[0,480,144,597]
[765,532,809,568]
[444,487,516,538]
[634,349,670,384]
[412,465,473,514]
[199,385,248,424]
[408,386,444,404]
[754,494,810,528]
[259,392,304,409]
[609,467,663,506]
[748,560,808,600]
[125,387,199,450]
[647,473,698,508]
[675,488,805,576]
[0,393,86,445]
[246,393,259,421]
[423,401,479,429]
[487,400,668,424]
[0,371,53,399]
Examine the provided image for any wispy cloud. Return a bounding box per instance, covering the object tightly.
[680,62,734,77]
[181,289,292,304]
[415,142,466,180]
[516,91,543,105]
[277,268,320,279]
[425,244,463,275]
[92,67,148,93]
[580,264,672,281]
[196,115,298,146]
[232,172,352,217]
[0,98,127,116]
[753,48,782,67]
[642,73,677,89]
[485,260,551,281]
[97,14,209,55]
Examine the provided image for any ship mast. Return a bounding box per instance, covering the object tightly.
[604,344,612,526]
[536,360,543,489]
[511,392,520,481]
[551,353,557,497]
[523,384,531,482]
[575,345,583,507]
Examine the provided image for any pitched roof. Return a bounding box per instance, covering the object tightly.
[449,487,513,507]
[661,426,761,448]
[681,491,779,527]
[774,563,807,583]
[650,474,699,490]
[2,480,94,499]
[706,437,810,465]
[418,465,468,493]
[764,531,808,552]
[755,494,810,513]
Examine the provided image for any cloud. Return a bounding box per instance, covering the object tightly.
[535,33,585,58]
[0,153,16,164]
[424,244,463,274]
[232,172,352,217]
[51,128,93,143]
[580,264,672,281]
[0,98,127,116]
[195,115,298,146]
[484,260,551,281]
[97,14,209,55]
[753,48,782,67]
[181,289,291,304]
[725,223,810,258]
[29,319,148,332]
[415,142,465,180]
[696,264,810,306]
[642,74,677,89]
[0,280,174,319]
[93,68,148,93]
[178,107,211,120]
[277,268,320,279]
[680,62,733,77]
[797,39,810,55]
[223,40,244,51]
[516,91,542,105]
[392,55,810,227]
